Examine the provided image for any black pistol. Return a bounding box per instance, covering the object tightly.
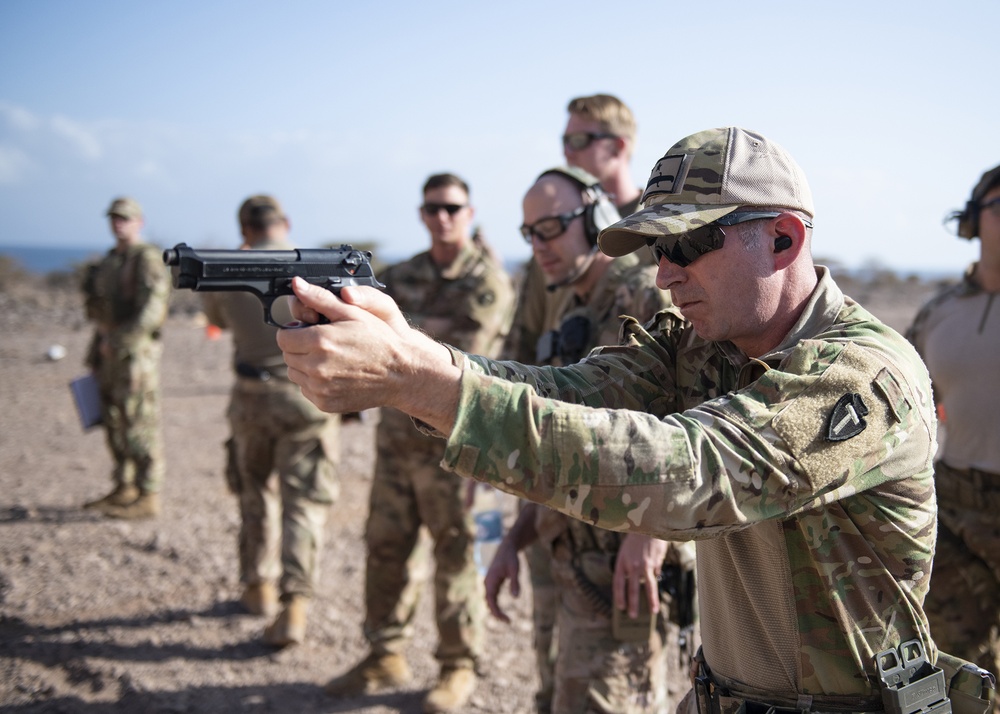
[162,242,385,327]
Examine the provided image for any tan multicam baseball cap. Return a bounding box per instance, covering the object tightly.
[238,194,286,227]
[106,197,143,219]
[598,127,814,258]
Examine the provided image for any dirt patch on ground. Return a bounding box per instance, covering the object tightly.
[0,269,944,713]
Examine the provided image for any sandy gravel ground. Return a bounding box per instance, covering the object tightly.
[0,268,943,713]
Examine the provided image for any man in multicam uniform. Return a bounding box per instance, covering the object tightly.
[504,95,650,712]
[279,127,996,713]
[509,93,647,373]
[82,197,170,520]
[487,165,693,713]
[201,195,340,648]
[323,173,515,713]
[907,164,1000,712]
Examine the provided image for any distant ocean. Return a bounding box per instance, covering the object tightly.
[0,244,107,274]
[0,243,958,283]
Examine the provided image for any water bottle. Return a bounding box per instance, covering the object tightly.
[472,484,504,577]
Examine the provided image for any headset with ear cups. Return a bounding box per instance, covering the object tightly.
[536,166,621,246]
[952,164,1000,240]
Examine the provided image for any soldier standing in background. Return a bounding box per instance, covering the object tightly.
[82,197,170,519]
[487,166,692,713]
[907,164,1000,711]
[502,94,650,712]
[323,173,515,713]
[201,195,340,648]
[509,93,646,369]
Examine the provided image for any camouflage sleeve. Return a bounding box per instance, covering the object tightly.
[440,330,935,543]
[115,246,171,348]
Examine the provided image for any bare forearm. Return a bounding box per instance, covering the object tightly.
[387,337,462,434]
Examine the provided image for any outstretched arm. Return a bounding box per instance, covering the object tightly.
[277,277,462,433]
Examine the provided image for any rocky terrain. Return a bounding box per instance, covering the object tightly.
[0,260,946,713]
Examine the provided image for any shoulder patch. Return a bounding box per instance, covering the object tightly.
[772,342,896,492]
[826,393,869,441]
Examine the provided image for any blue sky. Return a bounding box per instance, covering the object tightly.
[1,0,997,273]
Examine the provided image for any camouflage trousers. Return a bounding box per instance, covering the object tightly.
[924,461,1000,711]
[549,574,686,714]
[527,535,558,713]
[228,381,339,599]
[96,339,164,494]
[363,414,483,670]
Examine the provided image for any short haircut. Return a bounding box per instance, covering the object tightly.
[566,94,636,144]
[423,173,470,198]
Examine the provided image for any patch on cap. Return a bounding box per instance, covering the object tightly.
[599,127,814,258]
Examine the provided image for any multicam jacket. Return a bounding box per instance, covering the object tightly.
[434,267,937,701]
[539,251,674,366]
[382,240,515,358]
[83,241,170,368]
[380,239,516,457]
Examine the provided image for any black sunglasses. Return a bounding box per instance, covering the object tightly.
[562,131,619,151]
[421,203,467,216]
[520,205,587,244]
[647,212,814,268]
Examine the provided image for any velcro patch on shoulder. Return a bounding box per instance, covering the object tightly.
[772,343,896,492]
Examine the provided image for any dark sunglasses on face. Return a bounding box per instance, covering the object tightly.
[421,203,467,216]
[562,131,619,151]
[520,205,587,244]
[647,211,814,268]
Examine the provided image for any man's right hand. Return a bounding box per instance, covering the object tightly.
[277,278,461,431]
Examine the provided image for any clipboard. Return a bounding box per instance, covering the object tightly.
[69,374,103,430]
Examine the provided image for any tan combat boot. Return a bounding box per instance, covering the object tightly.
[324,652,412,697]
[103,492,160,520]
[423,666,476,713]
[263,595,308,647]
[83,484,139,510]
[239,582,279,617]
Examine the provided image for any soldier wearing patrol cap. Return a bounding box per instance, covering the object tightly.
[82,196,170,519]
[907,164,1000,712]
[201,194,340,648]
